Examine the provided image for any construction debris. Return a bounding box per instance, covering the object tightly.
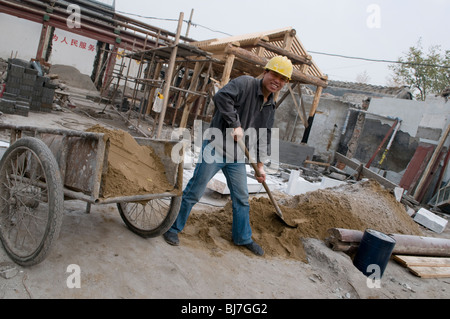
[413,207,448,234]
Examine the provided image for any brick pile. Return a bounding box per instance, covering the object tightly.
[0,58,57,116]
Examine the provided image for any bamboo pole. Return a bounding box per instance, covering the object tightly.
[220,53,235,88]
[156,12,184,139]
[288,85,307,128]
[179,62,204,128]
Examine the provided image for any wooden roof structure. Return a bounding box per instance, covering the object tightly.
[191,27,328,88]
[188,27,328,143]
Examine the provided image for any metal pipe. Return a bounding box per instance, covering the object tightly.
[365,118,399,168]
[377,120,402,167]
[341,108,351,135]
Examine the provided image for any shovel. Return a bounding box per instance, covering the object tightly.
[237,139,298,228]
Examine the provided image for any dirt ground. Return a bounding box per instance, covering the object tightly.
[0,82,450,300]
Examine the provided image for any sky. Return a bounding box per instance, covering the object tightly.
[113,0,449,86]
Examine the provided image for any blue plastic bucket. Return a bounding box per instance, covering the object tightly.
[353,229,396,278]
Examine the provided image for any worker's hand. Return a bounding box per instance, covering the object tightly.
[231,126,244,141]
[255,163,266,184]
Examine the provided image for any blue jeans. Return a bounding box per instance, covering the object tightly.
[168,142,253,245]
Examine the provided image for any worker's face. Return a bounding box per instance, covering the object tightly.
[262,70,289,94]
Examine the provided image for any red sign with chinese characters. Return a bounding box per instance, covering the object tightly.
[53,34,95,52]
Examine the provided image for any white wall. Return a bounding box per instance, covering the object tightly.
[0,14,41,61]
[49,28,98,76]
[368,96,450,142]
[0,14,98,76]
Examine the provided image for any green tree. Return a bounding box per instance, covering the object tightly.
[389,39,449,101]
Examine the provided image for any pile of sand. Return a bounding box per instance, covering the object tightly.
[49,64,98,91]
[86,125,174,198]
[182,180,423,262]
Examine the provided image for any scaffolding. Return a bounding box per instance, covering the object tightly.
[0,1,329,141]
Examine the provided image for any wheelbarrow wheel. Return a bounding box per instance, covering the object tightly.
[117,195,181,238]
[0,137,64,266]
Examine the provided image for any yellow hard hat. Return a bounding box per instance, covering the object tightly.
[265,56,293,80]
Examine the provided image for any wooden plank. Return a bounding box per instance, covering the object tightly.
[304,160,330,167]
[334,153,398,190]
[399,143,435,192]
[414,123,450,200]
[408,266,450,278]
[394,255,450,267]
[288,85,308,128]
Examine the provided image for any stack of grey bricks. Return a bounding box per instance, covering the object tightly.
[0,58,56,116]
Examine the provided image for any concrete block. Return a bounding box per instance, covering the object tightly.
[414,208,448,233]
[321,176,346,189]
[8,65,25,78]
[406,207,415,217]
[207,171,275,195]
[6,82,20,91]
[284,172,346,196]
[286,169,300,195]
[394,187,404,202]
[8,58,30,68]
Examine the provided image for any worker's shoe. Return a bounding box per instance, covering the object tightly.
[243,241,264,256]
[163,231,179,246]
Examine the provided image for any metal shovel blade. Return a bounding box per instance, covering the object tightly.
[237,139,298,228]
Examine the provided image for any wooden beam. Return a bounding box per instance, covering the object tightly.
[283,29,296,50]
[393,255,450,267]
[220,52,235,87]
[253,40,312,65]
[308,86,323,117]
[334,152,398,190]
[296,84,308,129]
[301,86,323,144]
[276,82,298,108]
[408,266,450,278]
[288,85,308,128]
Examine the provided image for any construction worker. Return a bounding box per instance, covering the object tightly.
[163,56,293,256]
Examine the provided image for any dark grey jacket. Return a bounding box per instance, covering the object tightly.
[208,75,275,162]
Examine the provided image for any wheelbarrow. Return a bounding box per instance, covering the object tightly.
[0,124,183,266]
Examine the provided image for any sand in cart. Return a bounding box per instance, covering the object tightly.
[86,125,175,199]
